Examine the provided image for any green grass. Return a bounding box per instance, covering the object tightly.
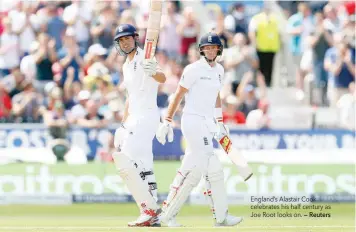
[0,203,354,232]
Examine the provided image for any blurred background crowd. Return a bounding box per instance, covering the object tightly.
[0,0,354,133]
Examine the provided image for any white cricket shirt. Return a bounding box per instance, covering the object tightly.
[123,47,160,115]
[179,58,224,118]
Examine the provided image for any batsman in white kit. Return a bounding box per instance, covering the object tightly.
[112,24,166,227]
[156,32,245,227]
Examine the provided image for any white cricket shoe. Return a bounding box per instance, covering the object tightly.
[128,208,162,227]
[215,215,243,227]
[166,217,182,227]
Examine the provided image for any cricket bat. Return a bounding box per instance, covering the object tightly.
[140,0,163,90]
[218,135,253,181]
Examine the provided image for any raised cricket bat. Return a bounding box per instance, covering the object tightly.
[140,0,163,90]
[218,135,253,181]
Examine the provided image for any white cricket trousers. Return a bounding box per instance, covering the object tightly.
[121,109,160,169]
[180,113,216,172]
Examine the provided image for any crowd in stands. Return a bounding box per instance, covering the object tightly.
[0,0,354,131]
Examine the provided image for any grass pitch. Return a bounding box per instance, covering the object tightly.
[0,203,354,232]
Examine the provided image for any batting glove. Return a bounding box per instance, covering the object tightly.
[156,119,174,145]
[142,59,157,77]
[216,121,229,139]
[214,108,229,139]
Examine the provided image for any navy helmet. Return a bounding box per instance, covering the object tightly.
[114,24,139,56]
[198,32,223,62]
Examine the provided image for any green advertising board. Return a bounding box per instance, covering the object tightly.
[0,162,354,195]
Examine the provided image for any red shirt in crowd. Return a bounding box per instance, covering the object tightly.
[223,111,246,124]
[344,1,355,15]
[0,92,12,118]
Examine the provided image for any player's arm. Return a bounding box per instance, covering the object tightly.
[122,91,130,123]
[165,85,188,122]
[142,60,166,83]
[214,92,223,122]
[156,85,187,145]
[151,69,166,83]
[123,99,129,122]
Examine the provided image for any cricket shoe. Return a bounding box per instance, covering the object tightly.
[128,208,162,227]
[159,201,182,227]
[166,217,182,227]
[215,215,243,227]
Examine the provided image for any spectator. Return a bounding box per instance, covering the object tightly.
[287,2,313,92]
[90,4,117,49]
[162,60,182,95]
[83,62,112,91]
[44,4,66,51]
[119,9,136,26]
[41,82,59,112]
[106,93,124,124]
[157,84,169,110]
[57,27,85,86]
[177,6,200,59]
[158,1,181,59]
[187,43,200,65]
[237,77,259,117]
[323,4,342,33]
[9,2,39,57]
[11,81,41,123]
[222,95,246,125]
[34,33,58,87]
[91,77,113,109]
[20,41,38,81]
[62,0,92,50]
[324,33,355,107]
[223,33,262,96]
[337,82,356,130]
[84,43,108,75]
[245,99,270,129]
[308,11,333,106]
[211,10,233,48]
[249,4,281,87]
[62,67,80,110]
[343,14,355,56]
[0,68,26,98]
[224,3,248,36]
[76,99,108,128]
[0,17,20,77]
[0,84,12,122]
[43,100,70,161]
[70,90,90,119]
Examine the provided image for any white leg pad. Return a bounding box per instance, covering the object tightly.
[162,169,201,222]
[205,154,228,223]
[206,170,228,223]
[112,152,159,212]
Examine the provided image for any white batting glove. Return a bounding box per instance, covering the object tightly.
[142,59,157,77]
[114,123,127,150]
[156,119,174,145]
[216,121,229,139]
[214,108,229,139]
